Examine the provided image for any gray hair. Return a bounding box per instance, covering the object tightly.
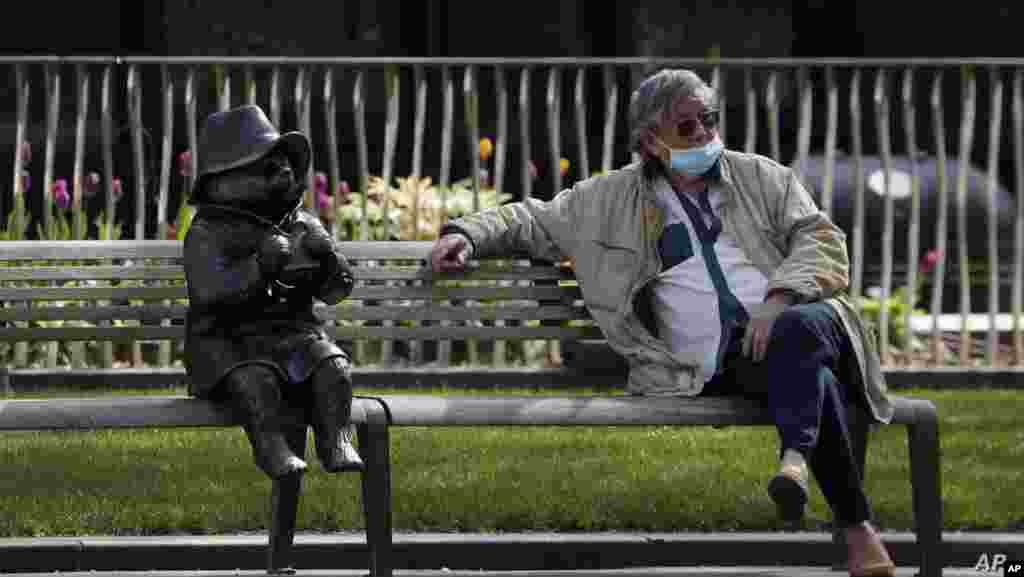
[628,69,718,154]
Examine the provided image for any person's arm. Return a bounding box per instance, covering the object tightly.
[764,170,849,303]
[183,219,270,312]
[439,184,583,263]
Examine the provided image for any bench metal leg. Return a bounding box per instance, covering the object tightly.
[359,421,392,577]
[907,400,943,577]
[267,426,308,575]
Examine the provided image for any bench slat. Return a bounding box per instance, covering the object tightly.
[0,265,571,283]
[0,325,603,342]
[0,267,185,282]
[0,286,185,301]
[0,285,580,302]
[0,304,187,323]
[375,394,775,426]
[0,303,593,323]
[0,240,549,264]
[0,240,183,261]
[0,396,378,430]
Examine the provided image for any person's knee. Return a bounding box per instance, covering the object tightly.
[311,355,353,390]
[223,364,282,399]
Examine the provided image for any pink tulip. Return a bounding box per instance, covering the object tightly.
[19,141,31,165]
[528,160,539,181]
[921,249,943,274]
[318,190,332,214]
[53,179,70,210]
[177,149,193,178]
[112,178,123,201]
[314,172,328,197]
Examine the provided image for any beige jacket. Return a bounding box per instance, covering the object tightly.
[444,150,893,423]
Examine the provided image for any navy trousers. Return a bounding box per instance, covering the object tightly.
[700,301,872,526]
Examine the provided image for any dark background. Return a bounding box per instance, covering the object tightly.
[0,1,1021,249]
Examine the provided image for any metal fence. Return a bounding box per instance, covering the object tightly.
[2,56,1023,369]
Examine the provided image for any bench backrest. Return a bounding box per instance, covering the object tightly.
[0,240,600,368]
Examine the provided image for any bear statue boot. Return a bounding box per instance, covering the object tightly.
[310,357,365,472]
[225,366,308,479]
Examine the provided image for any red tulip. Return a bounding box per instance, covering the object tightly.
[921,249,942,274]
[53,178,70,210]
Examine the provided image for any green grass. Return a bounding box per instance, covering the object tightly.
[0,386,1021,537]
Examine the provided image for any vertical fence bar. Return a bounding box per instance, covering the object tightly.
[10,63,29,367]
[849,68,866,304]
[494,66,508,199]
[128,64,147,366]
[219,65,231,112]
[985,66,1003,366]
[929,70,950,364]
[493,65,509,367]
[43,63,60,237]
[519,67,533,200]
[463,65,480,365]
[324,67,340,237]
[185,67,199,207]
[901,67,922,365]
[352,69,370,364]
[545,66,562,366]
[956,67,977,365]
[464,66,481,214]
[69,63,90,367]
[296,68,314,212]
[601,65,617,174]
[794,67,812,177]
[72,64,90,241]
[100,63,115,368]
[409,64,427,364]
[245,65,257,105]
[574,67,590,179]
[765,71,780,162]
[382,66,400,239]
[437,65,455,365]
[157,64,174,242]
[157,63,175,367]
[710,65,726,145]
[874,69,895,365]
[822,66,838,217]
[1014,69,1024,365]
[42,63,61,368]
[744,67,757,154]
[380,66,401,366]
[12,64,28,240]
[269,67,281,128]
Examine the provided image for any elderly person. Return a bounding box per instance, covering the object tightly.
[429,69,896,576]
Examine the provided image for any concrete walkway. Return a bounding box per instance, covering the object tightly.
[2,531,1018,574]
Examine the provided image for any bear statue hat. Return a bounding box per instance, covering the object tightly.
[190,104,311,203]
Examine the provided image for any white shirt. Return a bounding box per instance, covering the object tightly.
[649,179,769,383]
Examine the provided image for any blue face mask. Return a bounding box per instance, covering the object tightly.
[657,137,724,177]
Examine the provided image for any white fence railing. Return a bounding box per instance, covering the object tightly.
[2,56,1023,369]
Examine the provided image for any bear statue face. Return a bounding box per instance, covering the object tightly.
[203,147,302,219]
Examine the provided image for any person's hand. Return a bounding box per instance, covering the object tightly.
[430,233,473,273]
[742,296,792,362]
[258,233,292,279]
[302,226,335,260]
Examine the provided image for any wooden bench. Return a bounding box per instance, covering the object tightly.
[0,240,393,576]
[0,240,943,577]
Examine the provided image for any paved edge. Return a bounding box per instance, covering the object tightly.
[0,532,1020,573]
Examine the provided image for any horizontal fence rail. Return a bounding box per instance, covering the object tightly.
[1,56,1023,372]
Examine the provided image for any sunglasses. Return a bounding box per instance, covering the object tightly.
[674,110,720,139]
